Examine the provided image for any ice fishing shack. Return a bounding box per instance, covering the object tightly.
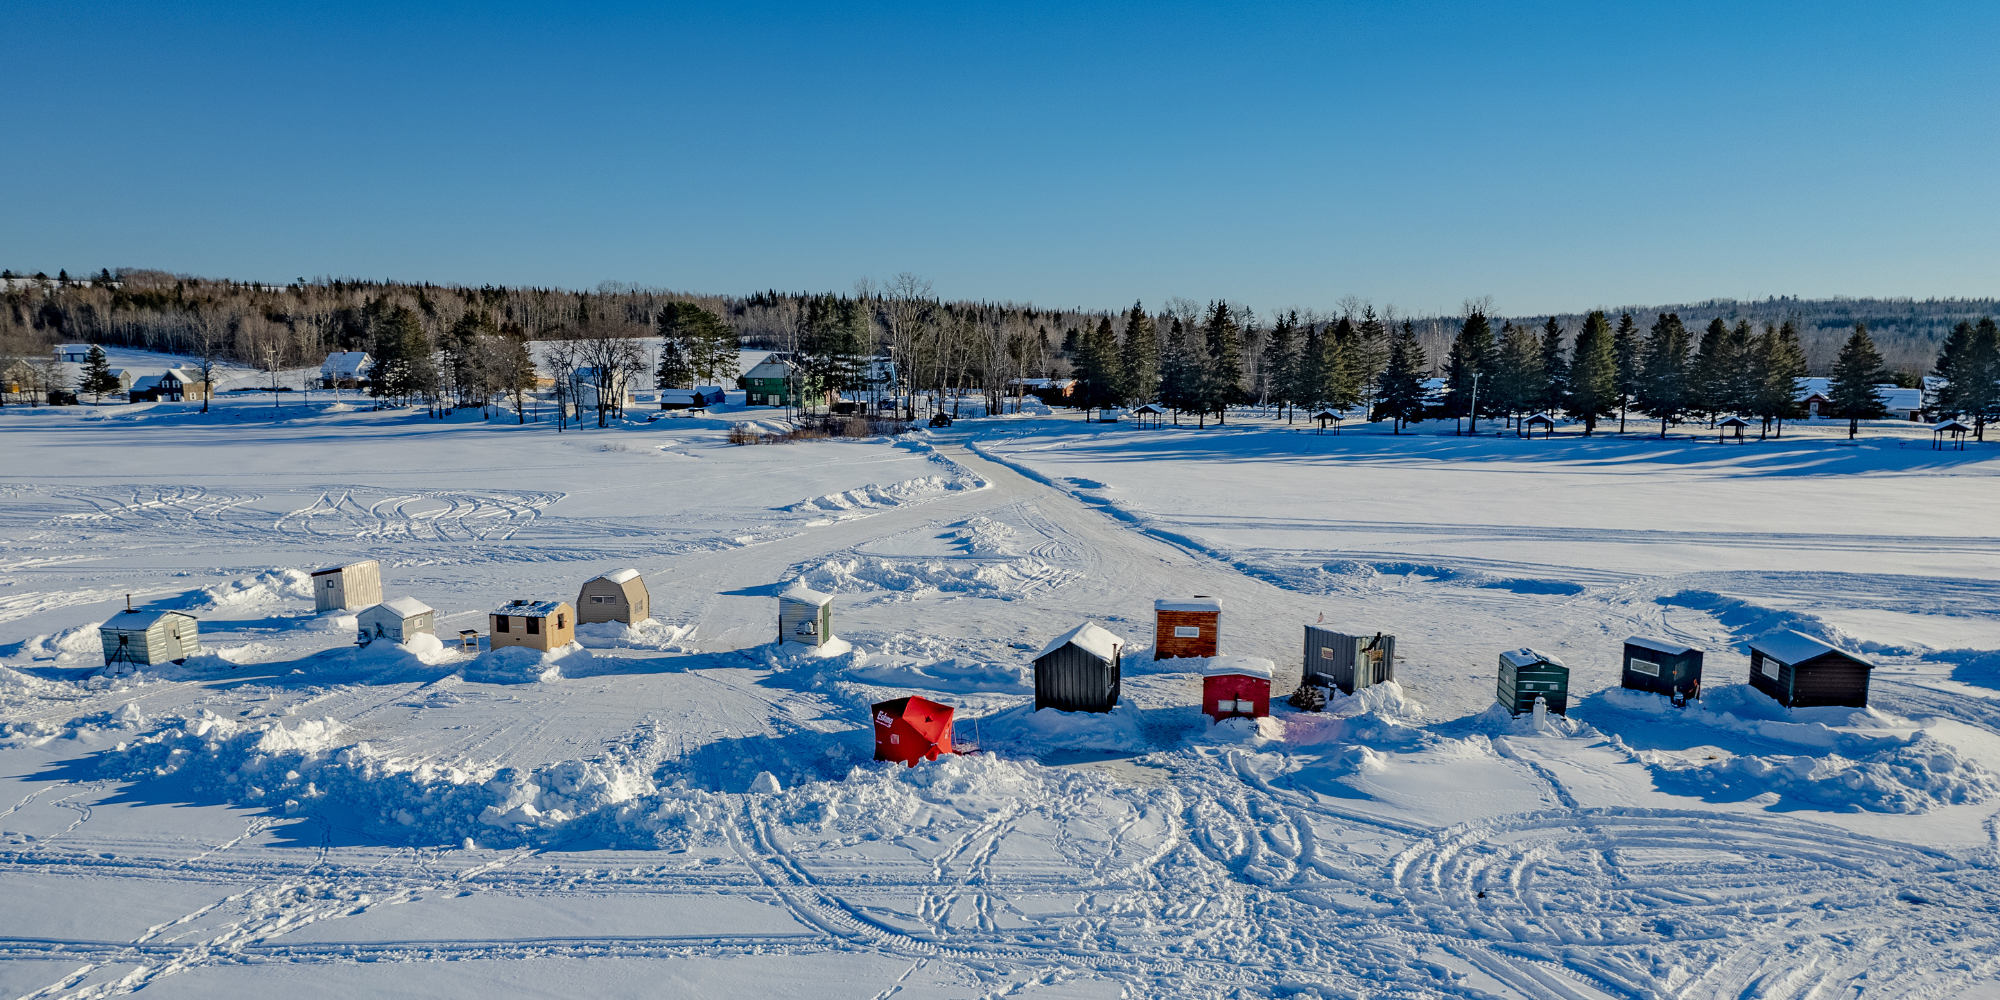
[778,583,834,647]
[1622,636,1703,703]
[1154,596,1220,660]
[312,559,382,613]
[356,597,436,645]
[489,600,574,652]
[577,568,649,625]
[872,695,956,766]
[100,607,200,668]
[1303,627,1395,694]
[1033,621,1125,713]
[1202,656,1273,722]
[1497,648,1569,716]
[1748,631,1873,708]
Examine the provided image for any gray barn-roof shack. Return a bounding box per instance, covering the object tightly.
[1303,627,1395,694]
[1622,636,1703,703]
[100,609,199,668]
[778,583,834,647]
[357,597,436,645]
[312,560,382,613]
[1749,631,1872,708]
[1034,622,1125,713]
[578,568,649,625]
[1498,648,1569,716]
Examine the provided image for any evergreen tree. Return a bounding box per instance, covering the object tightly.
[1118,302,1158,405]
[1722,320,1757,418]
[1612,312,1641,432]
[1375,321,1430,433]
[1200,301,1245,426]
[657,301,739,387]
[1443,311,1492,430]
[1826,322,1890,439]
[79,344,119,403]
[1072,316,1122,418]
[1960,318,2000,440]
[1934,320,1979,417]
[1747,322,1805,439]
[1636,312,1693,438]
[1566,311,1619,435]
[1293,322,1326,413]
[503,331,538,423]
[1689,318,1733,424]
[1353,307,1390,416]
[1490,322,1542,429]
[655,337,694,389]
[1157,318,1201,424]
[1261,311,1299,421]
[1327,316,1363,410]
[1538,317,1569,417]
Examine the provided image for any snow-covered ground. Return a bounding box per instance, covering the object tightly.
[3,394,1999,999]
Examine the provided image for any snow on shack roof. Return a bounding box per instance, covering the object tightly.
[1201,655,1274,679]
[599,568,642,585]
[1750,630,1859,665]
[378,596,434,618]
[493,599,566,617]
[1155,597,1222,613]
[312,560,376,576]
[1500,647,1565,669]
[1626,636,1696,656]
[779,582,833,606]
[1036,621,1125,662]
[102,608,195,631]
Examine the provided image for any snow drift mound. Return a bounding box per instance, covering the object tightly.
[463,642,590,683]
[191,569,315,610]
[1641,732,1999,813]
[1594,684,1905,749]
[982,702,1150,752]
[797,555,1074,599]
[1281,681,1431,747]
[783,473,983,517]
[1277,560,1585,597]
[844,655,1032,694]
[3,622,105,668]
[574,619,695,651]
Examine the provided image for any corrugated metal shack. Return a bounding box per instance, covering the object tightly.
[778,583,834,647]
[312,560,382,613]
[1497,648,1569,716]
[1033,621,1125,713]
[1303,627,1395,694]
[100,609,200,668]
[357,597,436,645]
[1749,631,1872,708]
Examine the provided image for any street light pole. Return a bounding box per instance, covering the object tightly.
[1468,372,1482,436]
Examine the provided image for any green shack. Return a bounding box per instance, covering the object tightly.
[1497,647,1569,716]
[743,355,797,407]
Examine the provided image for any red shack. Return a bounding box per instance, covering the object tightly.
[1202,656,1273,722]
[872,695,956,766]
[1154,596,1221,660]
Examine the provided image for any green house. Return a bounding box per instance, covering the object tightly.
[1497,647,1569,715]
[744,356,796,406]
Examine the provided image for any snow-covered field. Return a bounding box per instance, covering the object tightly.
[4,384,2000,999]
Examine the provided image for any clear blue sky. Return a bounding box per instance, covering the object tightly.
[5,1,1995,316]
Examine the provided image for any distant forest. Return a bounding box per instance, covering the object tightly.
[1,268,1992,410]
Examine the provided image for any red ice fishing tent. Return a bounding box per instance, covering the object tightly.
[872,695,956,766]
[1202,655,1274,722]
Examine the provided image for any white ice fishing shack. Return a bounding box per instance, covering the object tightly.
[356,597,436,645]
[100,607,200,667]
[777,583,834,647]
[312,559,382,612]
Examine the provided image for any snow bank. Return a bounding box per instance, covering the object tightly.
[573,619,696,651]
[190,568,314,610]
[1280,681,1431,748]
[1592,684,1906,749]
[845,655,1032,694]
[1279,559,1586,597]
[798,555,1075,599]
[982,701,1150,752]
[462,642,591,684]
[783,473,983,518]
[1640,732,2000,813]
[947,516,1019,556]
[2,621,104,668]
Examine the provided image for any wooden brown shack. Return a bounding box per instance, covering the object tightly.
[1154,597,1220,660]
[1748,631,1872,708]
[490,600,574,652]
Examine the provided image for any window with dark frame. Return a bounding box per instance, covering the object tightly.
[527,617,541,635]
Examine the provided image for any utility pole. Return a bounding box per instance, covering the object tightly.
[1467,372,1482,436]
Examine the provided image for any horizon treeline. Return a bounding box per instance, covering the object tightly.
[2,267,1993,413]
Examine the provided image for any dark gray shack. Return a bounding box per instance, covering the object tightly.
[1622,636,1703,702]
[1749,631,1872,708]
[1033,621,1125,713]
[1303,627,1395,694]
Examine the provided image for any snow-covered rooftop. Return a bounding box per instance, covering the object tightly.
[322,352,371,377]
[1626,636,1696,656]
[376,596,434,618]
[1155,597,1221,613]
[493,599,567,617]
[1201,655,1274,679]
[101,608,196,631]
[1500,647,1565,669]
[1750,630,1865,666]
[312,560,375,576]
[1035,621,1124,662]
[779,582,833,606]
[599,568,642,585]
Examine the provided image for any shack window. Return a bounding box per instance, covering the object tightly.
[495,616,510,633]
[1174,626,1200,638]
[1628,657,1660,677]
[526,617,541,635]
[1319,646,1334,660]
[556,614,565,629]
[591,596,606,603]
[1761,658,1781,679]
[326,579,336,589]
